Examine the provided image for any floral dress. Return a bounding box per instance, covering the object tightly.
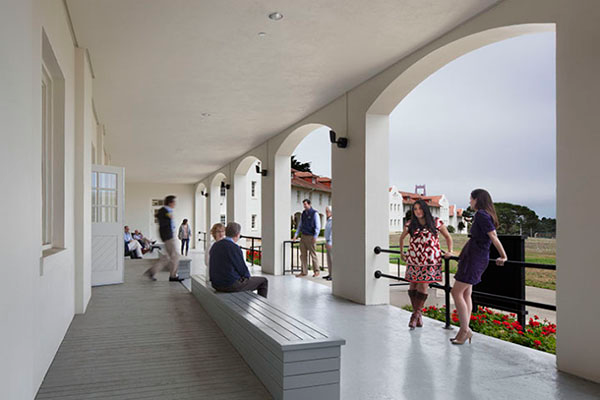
[405,218,444,283]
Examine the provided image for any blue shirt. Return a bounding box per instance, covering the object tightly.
[124,232,133,242]
[295,208,321,239]
[165,206,175,233]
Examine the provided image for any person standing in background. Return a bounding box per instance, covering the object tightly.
[143,195,183,282]
[293,199,321,278]
[178,218,191,256]
[322,206,333,281]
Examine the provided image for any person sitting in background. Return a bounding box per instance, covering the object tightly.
[133,230,159,252]
[209,222,268,298]
[205,223,226,269]
[124,226,144,258]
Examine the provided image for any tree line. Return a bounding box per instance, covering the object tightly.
[463,202,555,237]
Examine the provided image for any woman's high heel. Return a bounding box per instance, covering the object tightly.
[451,329,473,345]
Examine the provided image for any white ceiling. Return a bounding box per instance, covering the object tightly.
[67,0,497,183]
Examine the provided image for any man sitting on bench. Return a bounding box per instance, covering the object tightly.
[209,222,268,298]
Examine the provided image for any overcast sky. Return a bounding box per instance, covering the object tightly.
[293,32,556,217]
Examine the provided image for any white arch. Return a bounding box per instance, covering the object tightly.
[367,23,555,115]
[232,155,262,238]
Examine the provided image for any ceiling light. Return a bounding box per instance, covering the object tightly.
[258,32,267,37]
[268,12,283,21]
[201,113,210,117]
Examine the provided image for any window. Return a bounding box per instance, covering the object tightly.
[92,172,118,223]
[319,193,323,204]
[297,190,301,202]
[92,144,96,164]
[309,192,313,201]
[220,186,226,197]
[220,214,226,224]
[41,65,53,246]
[41,30,65,251]
[251,181,257,198]
[251,214,257,230]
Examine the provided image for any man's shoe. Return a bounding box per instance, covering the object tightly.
[169,275,184,282]
[322,275,331,280]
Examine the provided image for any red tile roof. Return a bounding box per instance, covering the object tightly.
[291,169,332,192]
[449,205,456,217]
[397,191,442,207]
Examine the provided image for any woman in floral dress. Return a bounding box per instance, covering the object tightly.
[399,200,454,329]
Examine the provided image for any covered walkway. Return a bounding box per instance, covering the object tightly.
[35,260,270,400]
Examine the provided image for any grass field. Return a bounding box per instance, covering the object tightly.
[388,233,557,290]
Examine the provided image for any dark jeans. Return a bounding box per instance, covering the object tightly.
[181,239,189,255]
[214,277,269,298]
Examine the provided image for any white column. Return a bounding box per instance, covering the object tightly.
[556,1,600,383]
[331,111,390,305]
[261,152,290,275]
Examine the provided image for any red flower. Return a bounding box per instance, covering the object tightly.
[517,331,524,335]
[534,315,539,320]
[531,321,540,327]
[493,320,501,325]
[502,315,509,321]
[533,340,541,346]
[451,316,459,323]
[527,329,534,334]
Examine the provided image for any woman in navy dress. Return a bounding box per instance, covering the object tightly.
[450,189,507,344]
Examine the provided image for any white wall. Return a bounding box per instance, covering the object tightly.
[0,0,93,397]
[125,182,196,247]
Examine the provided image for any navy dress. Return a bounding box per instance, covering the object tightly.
[455,210,496,285]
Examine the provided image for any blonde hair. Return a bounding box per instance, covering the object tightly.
[210,223,225,240]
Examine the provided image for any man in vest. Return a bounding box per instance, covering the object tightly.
[293,199,321,277]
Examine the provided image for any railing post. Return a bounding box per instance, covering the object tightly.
[251,237,255,266]
[444,258,451,330]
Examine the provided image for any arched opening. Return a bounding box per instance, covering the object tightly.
[232,155,263,267]
[209,172,228,229]
[275,123,333,277]
[368,23,556,351]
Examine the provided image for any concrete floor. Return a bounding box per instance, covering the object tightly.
[187,249,599,400]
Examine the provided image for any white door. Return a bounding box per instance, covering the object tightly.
[91,165,125,286]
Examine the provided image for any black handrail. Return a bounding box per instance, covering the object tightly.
[373,246,557,328]
[240,235,262,267]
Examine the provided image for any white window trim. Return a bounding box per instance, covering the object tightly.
[41,63,53,250]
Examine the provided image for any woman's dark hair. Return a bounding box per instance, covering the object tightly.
[182,219,188,224]
[408,200,438,236]
[471,189,499,227]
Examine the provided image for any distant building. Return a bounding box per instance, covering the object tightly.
[388,186,466,233]
[290,169,332,229]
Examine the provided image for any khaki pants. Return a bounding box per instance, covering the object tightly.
[326,245,333,277]
[300,235,319,275]
[149,238,179,277]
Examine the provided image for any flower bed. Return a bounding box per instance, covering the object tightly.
[402,305,556,354]
[245,250,261,266]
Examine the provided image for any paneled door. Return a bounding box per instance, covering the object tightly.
[91,165,125,286]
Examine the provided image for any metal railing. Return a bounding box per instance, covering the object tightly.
[240,235,262,267]
[197,231,207,245]
[373,246,556,329]
[283,240,327,275]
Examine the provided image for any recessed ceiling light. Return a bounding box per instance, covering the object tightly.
[258,32,267,37]
[201,113,210,117]
[268,12,283,21]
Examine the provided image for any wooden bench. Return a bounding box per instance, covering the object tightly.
[191,276,346,400]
